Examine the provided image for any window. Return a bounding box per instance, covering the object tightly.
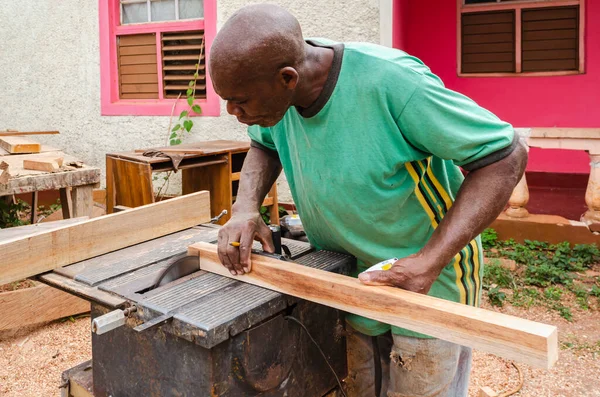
[99,0,219,116]
[458,0,585,76]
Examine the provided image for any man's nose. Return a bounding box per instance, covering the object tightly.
[227,101,243,117]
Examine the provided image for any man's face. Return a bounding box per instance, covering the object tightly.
[212,68,294,128]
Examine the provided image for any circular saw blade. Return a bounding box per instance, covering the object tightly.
[153,254,200,288]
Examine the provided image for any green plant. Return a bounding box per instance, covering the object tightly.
[0,199,30,228]
[168,40,205,146]
[543,286,563,301]
[481,228,498,250]
[511,287,540,308]
[483,260,514,288]
[487,286,506,307]
[37,199,61,218]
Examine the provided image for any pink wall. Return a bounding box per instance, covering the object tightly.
[393,0,600,174]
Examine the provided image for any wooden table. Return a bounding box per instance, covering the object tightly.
[106,140,279,225]
[0,150,101,222]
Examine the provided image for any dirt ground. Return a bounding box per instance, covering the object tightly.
[0,296,599,396]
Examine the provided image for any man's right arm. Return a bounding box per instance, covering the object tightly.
[217,145,282,275]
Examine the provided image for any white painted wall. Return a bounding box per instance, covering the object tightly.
[0,0,379,202]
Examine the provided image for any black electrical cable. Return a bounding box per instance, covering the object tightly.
[284,315,348,397]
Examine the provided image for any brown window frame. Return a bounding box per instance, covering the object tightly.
[457,0,585,77]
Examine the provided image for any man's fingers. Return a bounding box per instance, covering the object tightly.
[255,225,275,253]
[239,229,255,273]
[217,231,235,275]
[358,270,395,286]
[226,233,245,275]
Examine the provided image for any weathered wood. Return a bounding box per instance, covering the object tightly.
[23,157,63,172]
[0,284,90,331]
[0,191,211,285]
[190,242,558,369]
[0,136,41,154]
[72,184,95,218]
[0,217,89,241]
[0,161,9,184]
[0,130,59,137]
[60,187,73,219]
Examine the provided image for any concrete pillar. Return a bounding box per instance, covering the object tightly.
[505,174,529,218]
[582,153,600,228]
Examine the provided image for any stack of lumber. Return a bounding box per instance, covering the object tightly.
[0,131,64,181]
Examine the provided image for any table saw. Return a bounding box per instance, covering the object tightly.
[40,224,354,397]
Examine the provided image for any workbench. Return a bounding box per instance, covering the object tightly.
[0,149,100,221]
[41,224,354,397]
[106,140,279,225]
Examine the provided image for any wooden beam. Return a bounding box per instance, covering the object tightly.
[0,284,89,331]
[0,136,41,154]
[23,157,63,172]
[0,130,59,136]
[189,242,558,369]
[0,191,211,285]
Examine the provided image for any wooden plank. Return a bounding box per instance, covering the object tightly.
[121,83,159,94]
[119,54,157,66]
[163,54,205,61]
[462,11,514,26]
[121,93,159,99]
[72,184,94,218]
[0,191,211,285]
[0,284,89,331]
[0,137,41,154]
[522,7,578,21]
[463,23,513,35]
[190,242,559,369]
[162,33,204,41]
[60,187,73,219]
[462,62,515,73]
[119,33,156,46]
[120,64,157,74]
[463,33,513,45]
[463,42,514,54]
[23,157,63,172]
[523,18,577,31]
[0,130,59,137]
[523,28,577,41]
[119,44,157,56]
[120,73,159,84]
[182,160,231,225]
[463,52,514,64]
[522,59,577,72]
[523,49,577,61]
[113,158,154,208]
[522,38,577,51]
[0,217,89,241]
[163,64,205,71]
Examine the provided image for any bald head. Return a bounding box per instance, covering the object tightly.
[210,4,305,80]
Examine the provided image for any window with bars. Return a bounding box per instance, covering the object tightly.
[99,0,218,116]
[458,0,584,76]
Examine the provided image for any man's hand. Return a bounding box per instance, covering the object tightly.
[217,212,275,275]
[358,254,442,294]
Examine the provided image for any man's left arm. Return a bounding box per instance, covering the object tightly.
[359,70,528,293]
[359,141,527,293]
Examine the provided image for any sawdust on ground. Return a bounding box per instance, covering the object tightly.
[0,297,599,396]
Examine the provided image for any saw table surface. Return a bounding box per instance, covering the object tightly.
[40,224,353,349]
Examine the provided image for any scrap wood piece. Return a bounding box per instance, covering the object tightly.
[0,136,41,154]
[0,161,9,184]
[0,191,211,285]
[0,130,59,137]
[0,283,90,331]
[23,156,64,172]
[189,242,559,369]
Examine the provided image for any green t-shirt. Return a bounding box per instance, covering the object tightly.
[248,39,517,337]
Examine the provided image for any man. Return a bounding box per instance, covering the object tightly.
[209,4,527,397]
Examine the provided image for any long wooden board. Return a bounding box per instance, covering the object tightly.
[189,242,558,369]
[0,130,59,137]
[0,136,41,154]
[0,284,89,331]
[0,191,211,285]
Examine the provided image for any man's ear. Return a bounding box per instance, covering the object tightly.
[278,67,299,90]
